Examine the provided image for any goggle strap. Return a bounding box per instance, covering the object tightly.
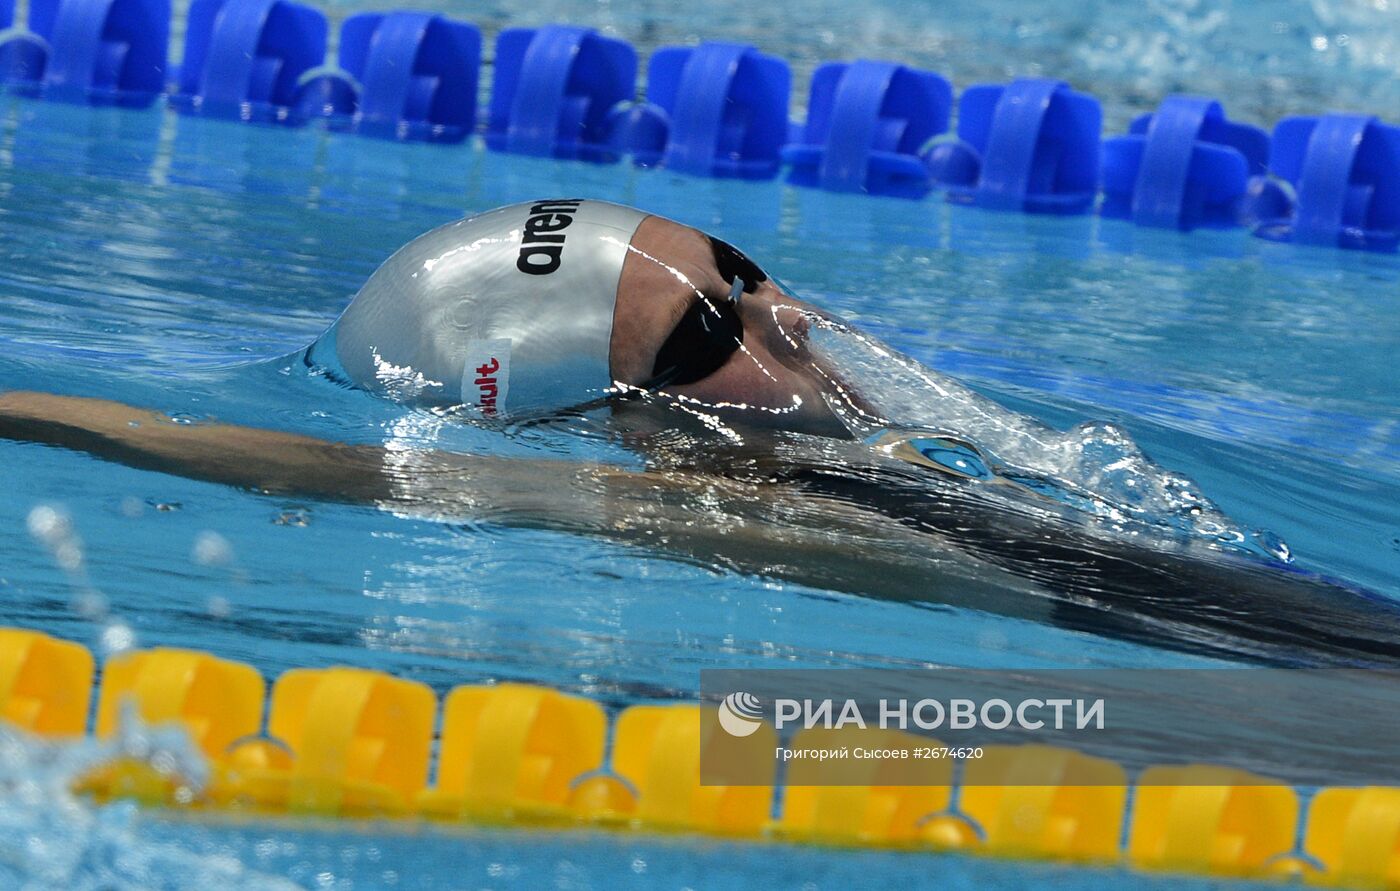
[728,275,746,306]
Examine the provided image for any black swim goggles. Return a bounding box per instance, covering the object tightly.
[640,236,767,391]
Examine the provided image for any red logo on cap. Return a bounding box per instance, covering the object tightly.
[474,358,500,416]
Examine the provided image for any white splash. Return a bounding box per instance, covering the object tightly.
[0,718,297,891]
[800,313,1291,560]
[370,349,444,402]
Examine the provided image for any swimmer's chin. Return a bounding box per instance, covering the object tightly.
[650,391,854,440]
[656,356,852,439]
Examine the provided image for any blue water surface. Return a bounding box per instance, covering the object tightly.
[1,0,1398,887]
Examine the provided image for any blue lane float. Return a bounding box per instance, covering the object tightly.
[636,41,790,179]
[174,0,327,123]
[0,0,1394,257]
[485,25,636,162]
[17,0,170,106]
[1101,95,1268,231]
[605,101,668,166]
[927,77,1102,214]
[291,67,357,122]
[784,59,951,199]
[0,19,47,88]
[323,12,480,142]
[1247,114,1400,252]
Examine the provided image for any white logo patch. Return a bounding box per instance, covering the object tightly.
[462,338,512,416]
[718,691,765,737]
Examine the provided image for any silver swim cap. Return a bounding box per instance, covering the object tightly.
[331,199,649,416]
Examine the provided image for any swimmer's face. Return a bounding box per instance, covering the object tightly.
[610,217,851,438]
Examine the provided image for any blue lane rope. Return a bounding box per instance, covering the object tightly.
[0,0,1396,250]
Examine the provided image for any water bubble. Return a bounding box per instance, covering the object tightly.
[1252,529,1293,563]
[52,541,83,572]
[100,622,136,655]
[206,596,232,618]
[26,504,69,544]
[28,504,85,571]
[151,750,178,776]
[74,591,108,619]
[192,531,234,567]
[119,496,145,518]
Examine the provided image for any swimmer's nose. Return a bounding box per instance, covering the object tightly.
[739,280,782,320]
[740,281,810,350]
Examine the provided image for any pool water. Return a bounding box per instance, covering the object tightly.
[2,0,1398,888]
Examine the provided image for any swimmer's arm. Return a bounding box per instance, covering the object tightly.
[0,391,1039,610]
[0,391,640,518]
[0,391,396,501]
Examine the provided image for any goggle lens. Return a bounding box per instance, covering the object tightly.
[643,237,766,390]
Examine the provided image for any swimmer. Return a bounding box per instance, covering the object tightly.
[4,200,1400,667]
[314,198,852,436]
